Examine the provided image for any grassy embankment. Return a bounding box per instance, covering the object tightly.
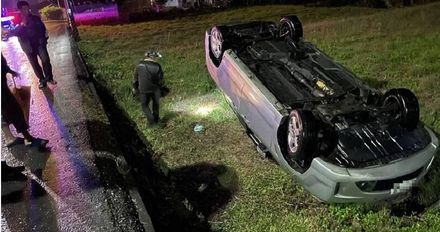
[79,3,440,231]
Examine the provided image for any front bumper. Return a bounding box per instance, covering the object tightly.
[293,127,438,203]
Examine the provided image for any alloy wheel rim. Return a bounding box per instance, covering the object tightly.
[211,28,223,59]
[287,111,302,154]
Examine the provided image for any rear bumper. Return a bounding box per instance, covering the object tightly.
[294,127,438,203]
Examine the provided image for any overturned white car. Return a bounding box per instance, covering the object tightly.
[205,16,438,202]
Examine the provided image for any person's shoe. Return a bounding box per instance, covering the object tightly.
[47,79,57,85]
[31,138,49,150]
[24,139,32,146]
[38,82,47,89]
[25,138,49,149]
[5,138,25,147]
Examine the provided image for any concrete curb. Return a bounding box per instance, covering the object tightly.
[68,28,155,232]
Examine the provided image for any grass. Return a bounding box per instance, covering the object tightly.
[79,3,440,231]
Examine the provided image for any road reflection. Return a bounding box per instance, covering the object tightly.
[1,23,109,231]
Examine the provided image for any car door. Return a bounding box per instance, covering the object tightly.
[239,79,278,148]
[216,55,246,113]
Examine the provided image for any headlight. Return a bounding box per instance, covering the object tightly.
[356,181,377,192]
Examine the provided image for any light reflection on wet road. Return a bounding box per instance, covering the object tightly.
[1,22,120,232]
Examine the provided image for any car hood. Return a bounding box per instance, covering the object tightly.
[331,123,432,168]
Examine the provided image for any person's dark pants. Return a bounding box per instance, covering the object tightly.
[140,90,161,124]
[24,44,53,84]
[1,87,28,134]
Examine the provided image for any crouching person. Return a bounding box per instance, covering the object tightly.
[133,51,165,126]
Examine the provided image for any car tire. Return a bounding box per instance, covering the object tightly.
[286,109,317,168]
[279,15,303,42]
[209,26,228,66]
[382,88,420,131]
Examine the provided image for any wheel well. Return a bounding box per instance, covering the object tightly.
[382,88,420,131]
[279,15,304,42]
[208,26,231,67]
[277,111,336,173]
[208,28,221,67]
[277,116,289,158]
[277,115,308,173]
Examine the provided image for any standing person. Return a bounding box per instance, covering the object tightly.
[7,1,56,89]
[1,54,48,148]
[132,51,165,126]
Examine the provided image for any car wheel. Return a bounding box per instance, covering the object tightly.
[382,88,419,131]
[286,109,317,167]
[209,26,227,66]
[279,15,303,42]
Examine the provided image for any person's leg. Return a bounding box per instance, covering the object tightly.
[24,51,46,88]
[1,123,24,147]
[152,89,161,123]
[140,93,155,124]
[37,44,55,84]
[8,103,29,139]
[13,115,34,143]
[1,97,25,146]
[2,122,15,143]
[6,102,48,149]
[21,131,34,142]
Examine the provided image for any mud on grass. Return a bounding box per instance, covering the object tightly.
[79,2,440,231]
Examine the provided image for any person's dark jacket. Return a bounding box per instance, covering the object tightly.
[133,59,164,94]
[2,54,15,93]
[10,14,48,53]
[2,54,17,100]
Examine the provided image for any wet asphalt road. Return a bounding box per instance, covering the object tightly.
[1,22,144,232]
